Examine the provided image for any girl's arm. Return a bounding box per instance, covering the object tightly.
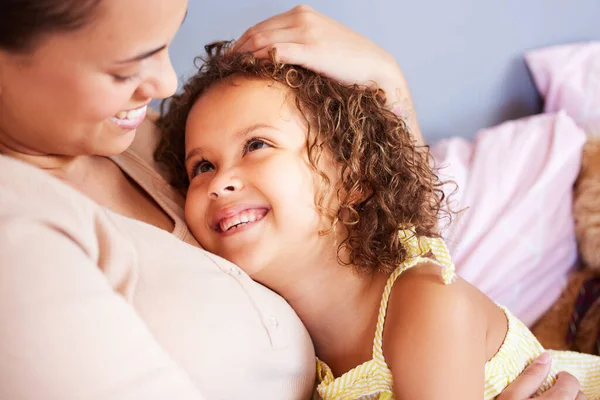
[233,5,425,147]
[382,264,487,400]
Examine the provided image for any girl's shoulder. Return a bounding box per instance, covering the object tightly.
[382,261,504,363]
[389,261,482,317]
[381,262,493,399]
[387,261,495,326]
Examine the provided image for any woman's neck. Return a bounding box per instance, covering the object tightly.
[0,140,175,232]
[0,140,119,205]
[0,141,93,183]
[273,260,389,377]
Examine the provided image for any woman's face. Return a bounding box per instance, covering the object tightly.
[0,0,187,158]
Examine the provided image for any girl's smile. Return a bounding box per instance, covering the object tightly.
[211,205,271,235]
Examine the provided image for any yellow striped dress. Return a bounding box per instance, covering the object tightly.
[315,230,600,400]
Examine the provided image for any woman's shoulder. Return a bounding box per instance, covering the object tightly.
[0,155,99,220]
[0,155,136,249]
[0,155,145,299]
[0,155,126,255]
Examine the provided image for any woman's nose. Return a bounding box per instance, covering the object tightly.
[135,51,178,100]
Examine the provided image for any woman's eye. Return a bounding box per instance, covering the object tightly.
[244,138,270,154]
[191,160,215,176]
[112,73,140,83]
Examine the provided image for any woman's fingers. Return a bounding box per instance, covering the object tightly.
[251,42,321,70]
[235,27,304,55]
[497,353,552,399]
[542,372,583,399]
[232,4,384,86]
[234,5,315,52]
[576,390,588,400]
[233,3,398,89]
[231,5,421,142]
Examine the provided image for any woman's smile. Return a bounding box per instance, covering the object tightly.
[109,104,148,130]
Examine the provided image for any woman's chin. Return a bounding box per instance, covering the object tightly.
[93,123,138,156]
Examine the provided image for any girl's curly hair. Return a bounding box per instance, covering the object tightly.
[155,41,450,274]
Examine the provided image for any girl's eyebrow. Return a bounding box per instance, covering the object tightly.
[185,123,279,164]
[234,123,278,141]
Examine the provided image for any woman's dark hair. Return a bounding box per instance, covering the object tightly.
[0,0,102,52]
[156,41,452,274]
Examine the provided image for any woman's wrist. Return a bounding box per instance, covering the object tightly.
[375,61,425,146]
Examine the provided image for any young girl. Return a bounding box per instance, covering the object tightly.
[155,42,600,399]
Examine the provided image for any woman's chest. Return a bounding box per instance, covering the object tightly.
[108,216,316,399]
[82,160,175,232]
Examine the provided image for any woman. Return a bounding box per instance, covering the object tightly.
[0,1,584,399]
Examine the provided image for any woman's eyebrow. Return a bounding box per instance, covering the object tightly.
[114,45,167,64]
[114,8,187,65]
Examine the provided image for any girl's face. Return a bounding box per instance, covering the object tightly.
[0,0,187,158]
[184,77,341,280]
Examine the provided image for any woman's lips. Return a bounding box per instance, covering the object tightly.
[109,105,148,131]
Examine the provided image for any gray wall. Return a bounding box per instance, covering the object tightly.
[164,1,600,140]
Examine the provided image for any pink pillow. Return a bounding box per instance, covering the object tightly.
[432,111,586,326]
[526,41,600,131]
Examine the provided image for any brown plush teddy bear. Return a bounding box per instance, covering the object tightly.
[532,133,600,353]
[575,135,600,270]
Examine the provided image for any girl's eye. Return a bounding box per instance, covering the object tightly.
[191,159,215,177]
[244,138,270,154]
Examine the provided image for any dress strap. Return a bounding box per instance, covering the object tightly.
[372,229,457,361]
[397,229,456,285]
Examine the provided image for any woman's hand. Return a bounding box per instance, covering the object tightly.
[498,353,586,400]
[233,5,424,145]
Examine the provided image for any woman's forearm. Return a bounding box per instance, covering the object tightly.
[376,61,425,147]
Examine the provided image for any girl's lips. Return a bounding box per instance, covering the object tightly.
[217,210,269,237]
[109,105,148,131]
[211,205,271,230]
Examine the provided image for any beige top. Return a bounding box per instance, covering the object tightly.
[0,119,315,399]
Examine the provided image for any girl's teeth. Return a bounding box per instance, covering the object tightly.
[116,111,128,119]
[219,210,263,232]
